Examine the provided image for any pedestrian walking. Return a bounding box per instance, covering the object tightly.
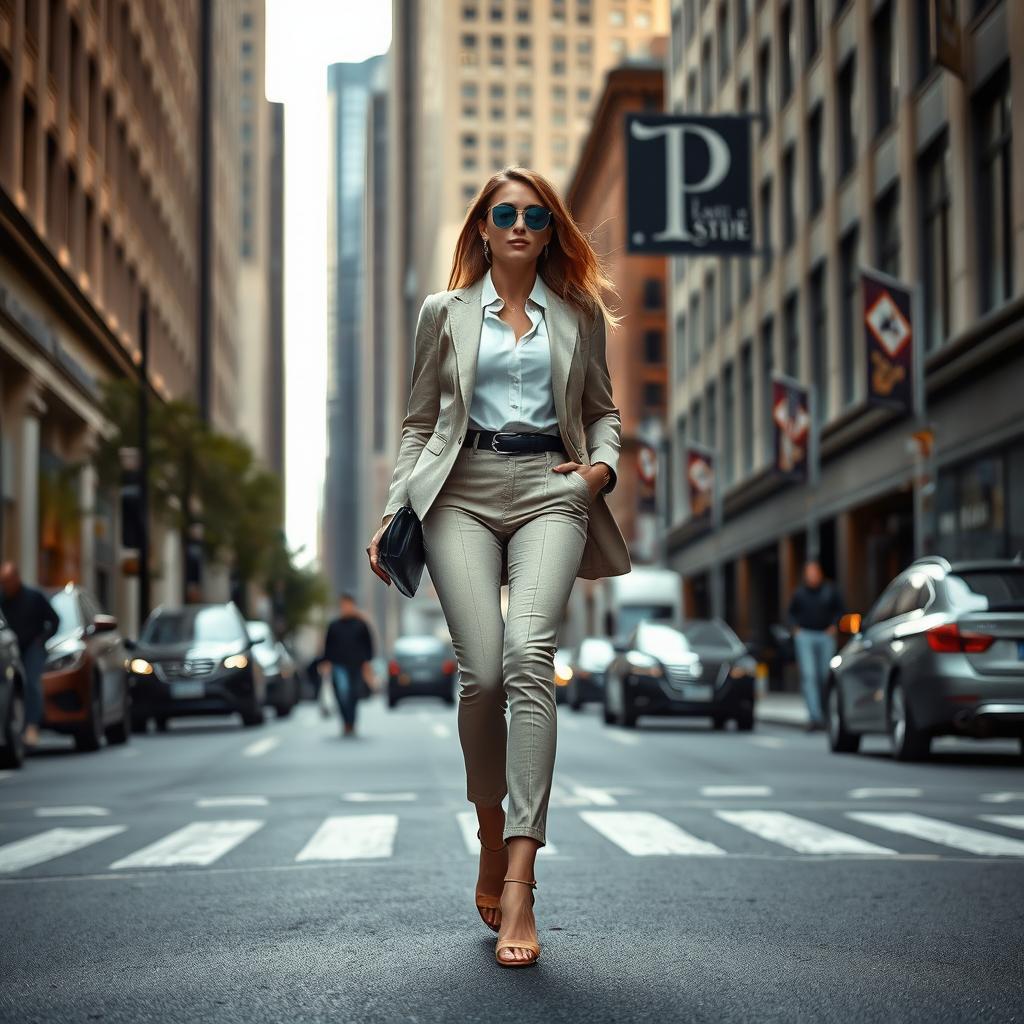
[367,167,631,967]
[787,560,846,732]
[0,562,59,751]
[320,593,376,738]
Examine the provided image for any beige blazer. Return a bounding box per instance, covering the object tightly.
[380,275,632,584]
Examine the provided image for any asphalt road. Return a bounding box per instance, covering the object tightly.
[1,695,1023,1024]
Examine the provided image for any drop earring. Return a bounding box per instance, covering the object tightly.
[483,238,491,263]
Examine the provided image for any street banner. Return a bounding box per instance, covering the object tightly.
[931,0,964,80]
[771,376,810,481]
[625,113,754,255]
[862,267,914,415]
[686,446,715,519]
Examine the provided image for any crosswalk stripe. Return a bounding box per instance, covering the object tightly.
[980,815,1024,832]
[455,811,558,856]
[35,806,111,817]
[196,797,269,808]
[847,812,1024,857]
[849,788,922,800]
[0,826,126,873]
[242,737,279,758]
[702,786,773,798]
[716,811,896,855]
[110,820,264,869]
[580,811,725,856]
[295,815,398,861]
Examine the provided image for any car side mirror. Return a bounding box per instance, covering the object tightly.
[92,614,118,634]
[839,612,862,635]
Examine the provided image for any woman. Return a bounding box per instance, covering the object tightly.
[367,167,631,967]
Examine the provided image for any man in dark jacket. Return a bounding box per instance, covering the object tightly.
[0,562,60,749]
[786,561,845,731]
[321,592,376,737]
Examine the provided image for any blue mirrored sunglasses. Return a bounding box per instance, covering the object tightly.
[488,203,553,231]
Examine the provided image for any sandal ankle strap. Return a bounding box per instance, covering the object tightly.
[503,877,537,888]
[476,827,507,853]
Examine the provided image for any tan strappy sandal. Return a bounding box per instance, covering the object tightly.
[494,877,540,968]
[475,828,507,932]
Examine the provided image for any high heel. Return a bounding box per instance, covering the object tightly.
[475,828,507,932]
[494,877,540,968]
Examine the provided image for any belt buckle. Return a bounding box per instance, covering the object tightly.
[490,431,520,455]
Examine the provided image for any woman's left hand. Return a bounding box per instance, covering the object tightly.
[551,461,610,499]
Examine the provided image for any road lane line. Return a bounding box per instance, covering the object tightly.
[242,736,280,758]
[980,815,1024,832]
[0,771,13,782]
[34,806,111,817]
[431,722,451,738]
[749,736,786,749]
[847,812,1024,857]
[604,731,640,746]
[196,797,269,808]
[701,786,773,798]
[110,820,264,869]
[580,811,725,856]
[571,785,618,806]
[716,811,896,855]
[456,811,558,856]
[295,815,398,861]
[0,826,126,873]
[341,792,417,802]
[849,788,923,800]
[979,792,1024,804]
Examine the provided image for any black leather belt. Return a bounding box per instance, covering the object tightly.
[463,429,568,456]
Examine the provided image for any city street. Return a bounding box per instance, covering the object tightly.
[2,700,1022,1023]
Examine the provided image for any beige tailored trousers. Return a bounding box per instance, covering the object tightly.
[421,434,592,846]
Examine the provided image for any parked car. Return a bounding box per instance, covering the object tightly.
[603,619,757,730]
[246,620,300,718]
[387,635,457,708]
[127,603,267,730]
[553,647,573,705]
[826,557,1024,761]
[565,637,616,710]
[0,611,25,769]
[42,584,131,751]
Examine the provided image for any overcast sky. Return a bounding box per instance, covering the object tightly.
[264,1,392,567]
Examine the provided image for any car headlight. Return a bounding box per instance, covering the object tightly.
[554,664,573,683]
[730,656,758,678]
[625,652,663,677]
[224,654,249,670]
[46,650,84,673]
[129,658,154,675]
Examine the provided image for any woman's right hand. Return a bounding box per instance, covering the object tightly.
[367,516,394,586]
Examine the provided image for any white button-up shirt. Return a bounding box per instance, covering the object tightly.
[468,268,560,436]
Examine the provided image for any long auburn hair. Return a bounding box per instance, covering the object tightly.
[446,166,622,330]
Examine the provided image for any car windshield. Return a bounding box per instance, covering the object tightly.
[617,604,677,636]
[395,637,447,655]
[947,570,1024,612]
[49,591,81,639]
[577,638,615,669]
[679,620,740,649]
[142,607,244,644]
[637,623,692,659]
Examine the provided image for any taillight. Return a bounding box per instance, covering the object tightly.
[388,659,400,675]
[442,659,456,675]
[926,623,994,654]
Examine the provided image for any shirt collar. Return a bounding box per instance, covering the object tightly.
[481,268,548,312]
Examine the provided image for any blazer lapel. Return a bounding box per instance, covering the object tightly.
[447,275,581,423]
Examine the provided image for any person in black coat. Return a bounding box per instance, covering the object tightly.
[0,562,59,749]
[319,592,376,737]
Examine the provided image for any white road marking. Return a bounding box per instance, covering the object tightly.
[295,815,398,861]
[580,811,725,856]
[34,806,111,818]
[242,736,280,758]
[604,730,640,746]
[847,812,1024,857]
[701,786,773,798]
[980,815,1024,832]
[979,792,1024,804]
[341,792,417,802]
[0,826,126,873]
[196,796,269,808]
[431,722,451,738]
[716,810,896,855]
[456,811,558,856]
[571,785,619,806]
[0,771,13,782]
[110,820,264,869]
[749,736,786,749]
[849,788,923,800]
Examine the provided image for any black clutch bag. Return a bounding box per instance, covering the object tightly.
[377,505,425,598]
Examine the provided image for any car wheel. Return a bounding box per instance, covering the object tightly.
[131,712,150,734]
[712,715,727,731]
[443,691,456,707]
[241,705,264,727]
[735,708,755,732]
[602,698,615,725]
[105,689,132,745]
[888,679,929,761]
[73,680,103,752]
[826,679,860,753]
[387,693,399,709]
[274,704,293,719]
[155,716,169,733]
[0,687,25,768]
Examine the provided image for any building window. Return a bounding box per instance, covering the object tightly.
[805,0,822,66]
[704,271,717,349]
[875,185,900,279]
[701,36,713,109]
[760,178,773,277]
[643,277,664,309]
[671,6,684,72]
[720,259,733,325]
[675,314,687,380]
[706,381,718,452]
[808,263,828,423]
[807,104,824,217]
[760,318,775,463]
[782,145,796,249]
[839,227,859,406]
[691,398,703,445]
[739,251,752,303]
[689,293,701,366]
[779,3,794,104]
[975,67,1014,314]
[737,0,750,44]
[684,0,696,41]
[723,363,736,485]
[463,3,479,18]
[757,41,772,137]
[687,69,699,111]
[643,381,664,408]
[739,78,751,112]
[920,138,951,351]
[783,292,800,379]
[837,55,857,179]
[717,2,731,82]
[872,1,898,136]
[644,330,663,363]
[740,341,754,474]
[609,7,625,27]
[914,0,934,86]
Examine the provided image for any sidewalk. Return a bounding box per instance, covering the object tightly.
[755,691,810,728]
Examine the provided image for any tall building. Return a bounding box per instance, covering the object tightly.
[324,55,387,601]
[666,0,1024,659]
[266,101,285,481]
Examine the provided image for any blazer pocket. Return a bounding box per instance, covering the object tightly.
[424,431,448,455]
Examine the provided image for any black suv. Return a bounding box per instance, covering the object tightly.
[127,603,267,731]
